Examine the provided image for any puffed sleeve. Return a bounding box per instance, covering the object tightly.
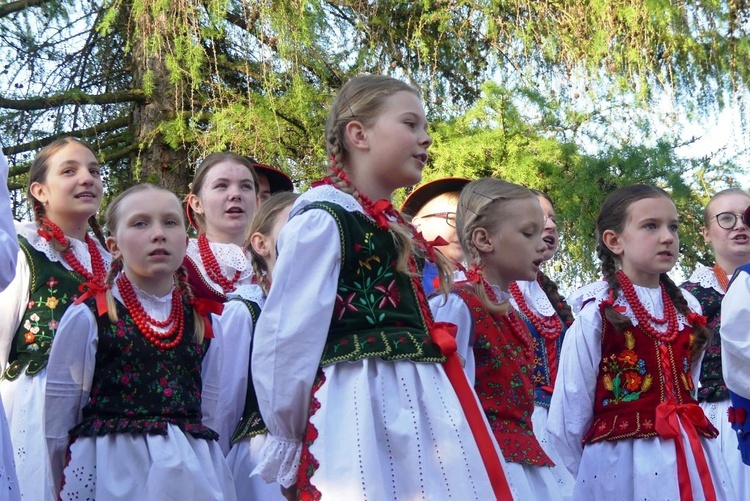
[251,208,341,488]
[213,300,254,454]
[429,292,477,383]
[547,300,602,477]
[0,152,18,291]
[721,270,750,399]
[44,302,98,491]
[0,251,29,368]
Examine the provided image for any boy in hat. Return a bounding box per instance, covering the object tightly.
[247,158,294,203]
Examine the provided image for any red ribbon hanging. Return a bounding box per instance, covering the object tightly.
[430,321,513,500]
[687,312,707,328]
[655,401,717,501]
[74,282,109,317]
[413,231,448,262]
[189,298,224,339]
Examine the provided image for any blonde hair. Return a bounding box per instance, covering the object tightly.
[104,183,205,343]
[324,75,453,293]
[457,177,538,314]
[247,192,298,295]
[186,152,260,233]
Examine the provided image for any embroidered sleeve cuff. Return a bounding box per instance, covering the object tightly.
[251,435,302,488]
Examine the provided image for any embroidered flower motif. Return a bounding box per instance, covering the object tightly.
[619,420,629,430]
[375,280,400,309]
[642,418,654,430]
[334,293,358,320]
[45,297,59,309]
[624,372,643,391]
[47,319,58,330]
[27,300,35,309]
[46,276,59,288]
[600,337,650,405]
[24,332,35,344]
[618,350,638,366]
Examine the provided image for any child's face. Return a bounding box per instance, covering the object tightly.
[414,195,462,263]
[358,90,432,196]
[480,197,547,290]
[30,142,103,224]
[702,193,750,266]
[188,160,258,244]
[251,205,292,277]
[605,195,679,287]
[108,190,188,290]
[538,196,559,261]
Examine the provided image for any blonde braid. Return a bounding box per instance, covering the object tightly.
[105,257,123,323]
[176,266,205,344]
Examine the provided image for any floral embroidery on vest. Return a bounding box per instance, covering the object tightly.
[600,331,653,406]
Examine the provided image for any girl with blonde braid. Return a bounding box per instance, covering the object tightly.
[251,75,515,500]
[45,184,235,500]
[548,184,736,500]
[217,192,297,501]
[0,138,110,500]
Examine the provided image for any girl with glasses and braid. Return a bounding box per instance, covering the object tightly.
[682,188,750,494]
[548,184,735,500]
[251,75,515,501]
[0,138,110,500]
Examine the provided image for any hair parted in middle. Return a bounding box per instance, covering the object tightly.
[104,183,205,343]
[595,184,710,357]
[323,74,453,294]
[456,177,538,313]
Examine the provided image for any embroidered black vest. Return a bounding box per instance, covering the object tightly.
[69,299,217,440]
[681,280,726,402]
[5,236,85,380]
[229,297,267,444]
[298,202,445,366]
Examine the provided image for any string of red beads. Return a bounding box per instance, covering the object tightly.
[117,273,185,350]
[37,218,107,288]
[616,270,679,343]
[509,280,563,341]
[197,234,241,294]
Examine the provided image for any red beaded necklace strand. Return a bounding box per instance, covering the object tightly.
[37,218,107,288]
[116,273,185,350]
[481,278,535,362]
[616,270,679,343]
[713,263,730,294]
[197,234,242,293]
[509,280,563,341]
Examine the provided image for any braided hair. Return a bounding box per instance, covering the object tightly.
[324,75,454,294]
[596,185,711,357]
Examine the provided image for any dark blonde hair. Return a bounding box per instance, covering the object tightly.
[247,191,298,295]
[186,152,260,232]
[27,137,106,249]
[703,187,750,227]
[596,184,710,357]
[104,183,205,343]
[457,177,538,314]
[324,75,453,293]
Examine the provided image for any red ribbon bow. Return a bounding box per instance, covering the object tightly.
[687,312,707,327]
[464,263,483,285]
[370,199,394,230]
[74,282,109,317]
[655,401,718,501]
[189,298,224,339]
[413,231,448,263]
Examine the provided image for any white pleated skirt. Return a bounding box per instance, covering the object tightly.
[531,403,575,500]
[59,424,236,501]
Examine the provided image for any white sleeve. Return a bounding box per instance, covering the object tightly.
[251,208,341,488]
[44,302,98,491]
[0,252,30,368]
[0,152,18,291]
[200,317,223,438]
[213,300,254,454]
[429,292,476,383]
[721,270,750,399]
[547,300,602,477]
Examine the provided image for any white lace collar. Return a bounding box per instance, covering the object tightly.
[567,280,694,331]
[15,221,112,273]
[686,265,725,294]
[111,277,175,332]
[185,238,253,296]
[227,283,266,307]
[509,280,557,317]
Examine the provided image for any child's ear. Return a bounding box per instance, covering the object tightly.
[187,193,203,215]
[106,236,121,259]
[471,227,493,254]
[601,229,623,256]
[701,226,710,243]
[250,232,271,259]
[29,182,48,206]
[344,120,369,152]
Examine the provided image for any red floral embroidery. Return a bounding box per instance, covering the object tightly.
[624,372,643,391]
[297,371,326,501]
[618,350,638,366]
[374,280,400,308]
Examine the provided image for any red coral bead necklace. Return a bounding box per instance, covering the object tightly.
[197,234,241,293]
[509,280,563,341]
[37,218,107,287]
[616,270,678,343]
[117,273,185,349]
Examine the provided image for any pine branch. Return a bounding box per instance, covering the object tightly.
[0,89,146,111]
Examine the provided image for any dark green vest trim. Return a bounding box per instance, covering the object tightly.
[5,236,84,380]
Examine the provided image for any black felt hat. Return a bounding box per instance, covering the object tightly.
[247,157,294,193]
[401,177,471,216]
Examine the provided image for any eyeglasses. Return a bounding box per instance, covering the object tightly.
[418,211,456,228]
[712,211,747,230]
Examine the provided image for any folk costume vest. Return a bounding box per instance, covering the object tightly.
[298,202,445,366]
[583,302,716,444]
[5,236,85,380]
[681,280,726,403]
[229,297,267,444]
[452,282,553,466]
[70,298,217,441]
[183,256,227,303]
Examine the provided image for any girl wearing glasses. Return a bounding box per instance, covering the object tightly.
[682,187,750,493]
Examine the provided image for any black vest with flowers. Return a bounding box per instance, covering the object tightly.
[681,281,726,403]
[70,298,218,440]
[5,236,85,380]
[298,202,445,366]
[229,297,267,444]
